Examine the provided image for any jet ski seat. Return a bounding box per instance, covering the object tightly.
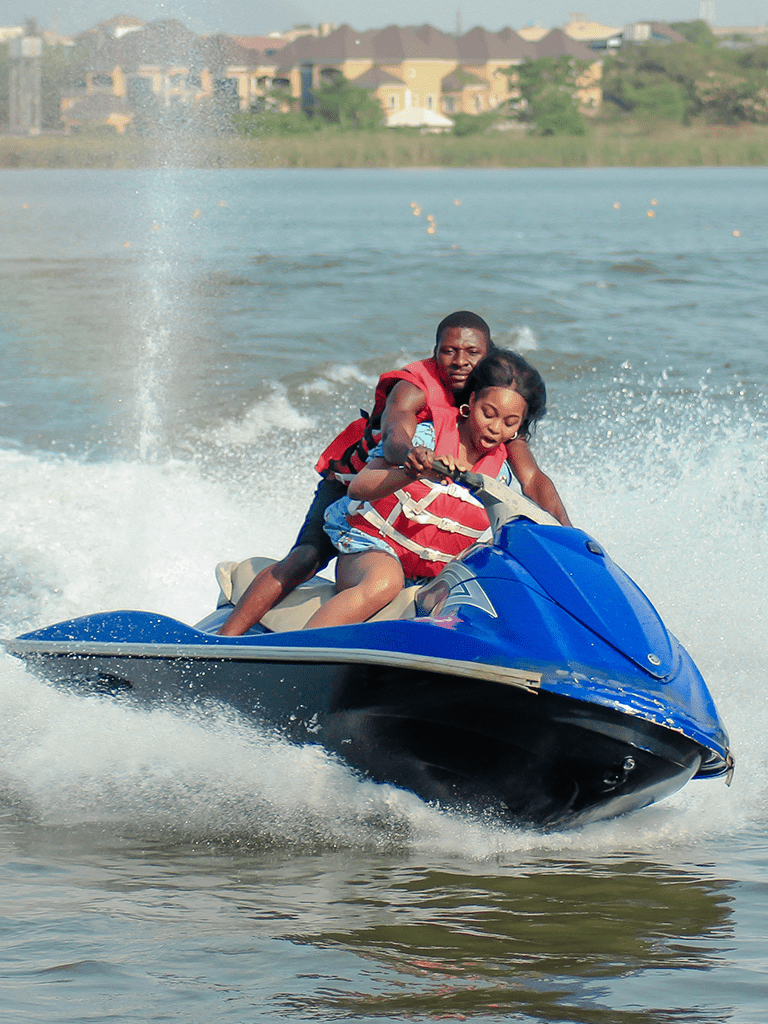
[214,557,419,633]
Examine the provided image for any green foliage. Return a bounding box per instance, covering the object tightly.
[40,43,90,130]
[311,78,383,130]
[451,111,495,136]
[670,20,717,48]
[4,124,768,170]
[695,71,768,124]
[530,90,587,135]
[602,56,688,123]
[514,57,588,135]
[738,46,768,71]
[233,110,320,135]
[603,40,768,125]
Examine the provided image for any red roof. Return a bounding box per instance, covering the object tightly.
[534,29,596,60]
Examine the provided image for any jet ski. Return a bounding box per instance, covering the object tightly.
[2,465,733,828]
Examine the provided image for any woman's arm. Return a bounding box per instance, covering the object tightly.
[506,439,572,527]
[347,457,414,502]
[347,444,444,503]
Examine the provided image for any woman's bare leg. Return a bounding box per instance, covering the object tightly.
[217,544,321,636]
[303,551,404,630]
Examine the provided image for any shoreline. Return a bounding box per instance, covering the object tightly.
[2,124,768,170]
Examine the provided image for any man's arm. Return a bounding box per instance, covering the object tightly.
[506,439,572,527]
[380,380,429,470]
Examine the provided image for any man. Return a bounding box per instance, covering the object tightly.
[218,310,569,635]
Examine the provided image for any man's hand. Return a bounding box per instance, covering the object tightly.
[402,444,434,479]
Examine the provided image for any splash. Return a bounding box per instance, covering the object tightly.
[0,372,766,855]
[210,387,316,446]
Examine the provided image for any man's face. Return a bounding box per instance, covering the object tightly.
[435,327,489,393]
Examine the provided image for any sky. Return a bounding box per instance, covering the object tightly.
[5,0,767,38]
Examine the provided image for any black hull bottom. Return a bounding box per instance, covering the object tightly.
[19,649,704,828]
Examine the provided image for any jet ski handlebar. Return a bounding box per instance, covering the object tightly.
[431,459,561,532]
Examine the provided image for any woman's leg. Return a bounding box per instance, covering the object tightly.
[303,550,404,630]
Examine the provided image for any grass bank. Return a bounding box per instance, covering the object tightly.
[2,123,768,170]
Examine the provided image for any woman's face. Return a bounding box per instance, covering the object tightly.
[468,386,528,451]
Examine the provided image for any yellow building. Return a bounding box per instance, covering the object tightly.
[61,19,267,128]
[60,94,133,132]
[274,23,536,117]
[59,19,603,128]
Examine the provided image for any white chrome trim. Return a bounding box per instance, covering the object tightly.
[4,639,542,690]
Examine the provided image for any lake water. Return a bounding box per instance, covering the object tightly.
[1,166,767,1022]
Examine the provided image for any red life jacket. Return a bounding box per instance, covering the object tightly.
[314,358,455,483]
[345,405,508,579]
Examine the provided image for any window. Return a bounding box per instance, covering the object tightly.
[320,67,342,85]
[214,78,239,98]
[127,76,153,106]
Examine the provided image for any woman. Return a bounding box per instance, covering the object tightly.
[303,349,548,630]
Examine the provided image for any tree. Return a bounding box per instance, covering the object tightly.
[603,39,768,125]
[514,57,588,135]
[670,20,717,48]
[694,70,768,124]
[311,78,383,129]
[40,43,91,131]
[602,54,688,123]
[451,111,496,136]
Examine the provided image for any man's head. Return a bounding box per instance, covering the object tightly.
[433,311,493,394]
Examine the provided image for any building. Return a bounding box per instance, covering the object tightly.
[560,18,622,49]
[517,25,549,42]
[622,22,687,45]
[60,20,261,127]
[711,24,768,45]
[56,19,605,131]
[263,23,597,118]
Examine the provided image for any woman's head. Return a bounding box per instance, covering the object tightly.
[463,348,547,441]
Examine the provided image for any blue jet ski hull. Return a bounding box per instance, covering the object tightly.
[4,519,733,828]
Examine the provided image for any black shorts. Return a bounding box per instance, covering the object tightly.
[291,477,348,570]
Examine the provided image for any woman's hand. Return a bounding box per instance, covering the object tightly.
[428,453,470,483]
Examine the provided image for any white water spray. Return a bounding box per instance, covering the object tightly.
[1,371,766,855]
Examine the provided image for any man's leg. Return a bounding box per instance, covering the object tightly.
[216,545,321,636]
[217,477,345,636]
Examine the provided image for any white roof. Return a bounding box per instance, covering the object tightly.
[517,25,548,41]
[562,19,622,41]
[386,107,454,128]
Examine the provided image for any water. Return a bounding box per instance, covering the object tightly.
[1,166,767,1021]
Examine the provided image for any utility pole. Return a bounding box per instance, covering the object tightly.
[699,1,716,25]
[9,23,43,135]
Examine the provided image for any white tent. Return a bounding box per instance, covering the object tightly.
[385,107,455,130]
